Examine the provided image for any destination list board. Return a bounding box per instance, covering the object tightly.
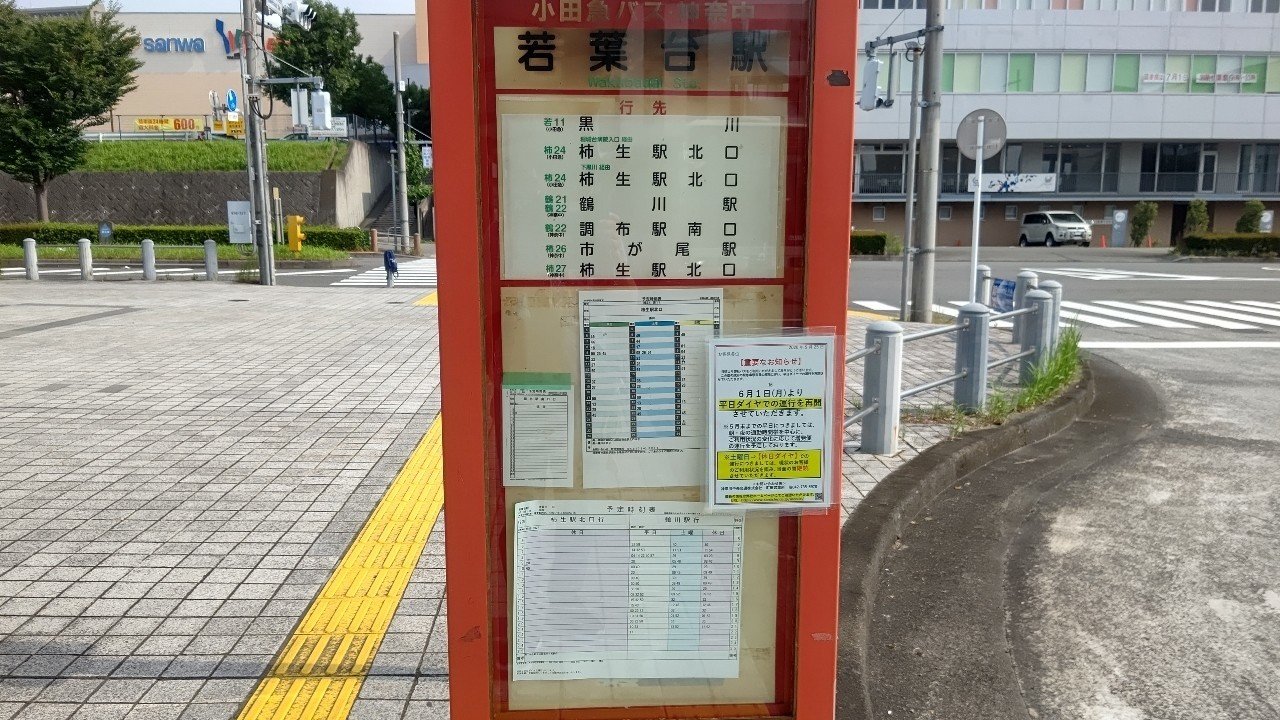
[500,113,784,280]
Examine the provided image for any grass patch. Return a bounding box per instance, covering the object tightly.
[0,244,348,263]
[899,327,1083,431]
[79,140,349,172]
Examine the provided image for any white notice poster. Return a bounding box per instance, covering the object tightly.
[579,289,723,488]
[512,500,744,681]
[502,373,573,488]
[500,113,783,280]
[707,336,837,510]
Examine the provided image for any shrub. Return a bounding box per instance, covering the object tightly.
[78,140,349,172]
[1184,198,1209,236]
[1236,200,1266,233]
[1180,232,1280,256]
[0,222,367,250]
[850,230,890,255]
[1130,201,1158,247]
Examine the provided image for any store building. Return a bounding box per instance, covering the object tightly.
[20,6,429,137]
[854,2,1280,246]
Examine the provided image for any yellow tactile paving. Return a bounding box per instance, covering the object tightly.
[414,291,439,306]
[847,309,894,321]
[236,416,445,720]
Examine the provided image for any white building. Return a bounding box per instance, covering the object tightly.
[855,1,1280,245]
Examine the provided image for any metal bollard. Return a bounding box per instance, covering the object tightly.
[78,238,93,280]
[204,239,218,280]
[976,264,993,306]
[413,232,422,256]
[1020,289,1055,385]
[861,321,903,455]
[954,303,990,412]
[141,239,157,281]
[370,229,379,252]
[1011,270,1038,343]
[1039,279,1063,352]
[22,238,38,280]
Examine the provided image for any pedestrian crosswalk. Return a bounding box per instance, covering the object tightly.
[331,259,438,287]
[850,299,1280,332]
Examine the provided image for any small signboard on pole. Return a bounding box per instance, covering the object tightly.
[227,201,253,244]
[957,108,1007,304]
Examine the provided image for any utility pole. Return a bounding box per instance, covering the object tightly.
[910,0,944,322]
[393,31,411,253]
[899,44,923,322]
[241,0,275,285]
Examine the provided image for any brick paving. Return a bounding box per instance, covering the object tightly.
[0,282,1010,718]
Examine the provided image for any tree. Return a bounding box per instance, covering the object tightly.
[0,1,141,221]
[405,144,432,204]
[1129,201,1159,247]
[340,55,395,126]
[405,82,431,139]
[266,1,362,110]
[1184,198,1209,236]
[1236,199,1265,233]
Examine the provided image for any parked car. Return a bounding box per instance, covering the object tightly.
[1018,212,1093,247]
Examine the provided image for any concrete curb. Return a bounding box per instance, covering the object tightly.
[835,360,1098,720]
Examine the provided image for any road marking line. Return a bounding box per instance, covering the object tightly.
[236,416,444,720]
[274,269,362,277]
[1188,300,1280,321]
[1141,300,1280,328]
[415,292,439,306]
[1095,301,1258,330]
[1083,341,1280,349]
[1056,309,1136,329]
[1231,300,1280,315]
[1059,300,1193,328]
[851,301,899,312]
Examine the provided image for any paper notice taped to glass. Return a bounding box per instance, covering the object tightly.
[503,373,574,488]
[512,500,744,681]
[707,336,836,510]
[579,289,723,487]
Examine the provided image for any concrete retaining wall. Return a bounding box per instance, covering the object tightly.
[0,141,390,227]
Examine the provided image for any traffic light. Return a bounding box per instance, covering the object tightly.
[287,215,306,252]
[289,1,316,30]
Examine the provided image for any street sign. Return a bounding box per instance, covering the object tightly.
[957,108,1007,161]
[97,221,113,244]
[421,144,433,169]
[1262,210,1275,233]
[308,116,348,139]
[226,89,239,113]
[227,201,253,244]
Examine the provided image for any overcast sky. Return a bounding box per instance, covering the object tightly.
[16,0,415,12]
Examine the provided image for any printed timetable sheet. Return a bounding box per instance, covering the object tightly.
[512,500,744,681]
[579,289,723,487]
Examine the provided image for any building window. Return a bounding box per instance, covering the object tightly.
[1238,144,1280,193]
[1005,205,1019,220]
[1034,54,1060,93]
[1061,54,1087,92]
[857,144,906,194]
[872,205,887,222]
[1141,142,1202,192]
[981,54,1009,92]
[1072,204,1086,217]
[1250,0,1280,12]
[1008,54,1034,92]
[1086,54,1113,92]
[1191,55,1217,94]
[954,54,981,93]
[1113,54,1140,93]
[939,206,953,221]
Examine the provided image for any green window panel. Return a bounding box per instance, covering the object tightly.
[1242,56,1266,94]
[1008,53,1034,92]
[1165,55,1190,93]
[943,53,955,93]
[1113,54,1140,93]
[1191,55,1216,94]
[1061,54,1087,92]
[1266,57,1280,93]
[954,54,981,93]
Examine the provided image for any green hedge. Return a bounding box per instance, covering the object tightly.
[0,223,367,251]
[1180,233,1280,256]
[851,230,890,255]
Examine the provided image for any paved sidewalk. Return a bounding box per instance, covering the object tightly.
[0,283,1007,719]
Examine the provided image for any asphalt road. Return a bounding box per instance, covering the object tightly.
[861,251,1280,718]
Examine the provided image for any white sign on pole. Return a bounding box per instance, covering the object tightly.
[422,144,434,169]
[308,116,348,139]
[227,201,253,244]
[1262,210,1275,233]
[957,109,1007,304]
[706,335,836,511]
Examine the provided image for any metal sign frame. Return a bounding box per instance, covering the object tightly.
[429,1,856,717]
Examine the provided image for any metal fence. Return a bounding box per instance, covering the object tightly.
[10,238,223,282]
[844,268,1063,455]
